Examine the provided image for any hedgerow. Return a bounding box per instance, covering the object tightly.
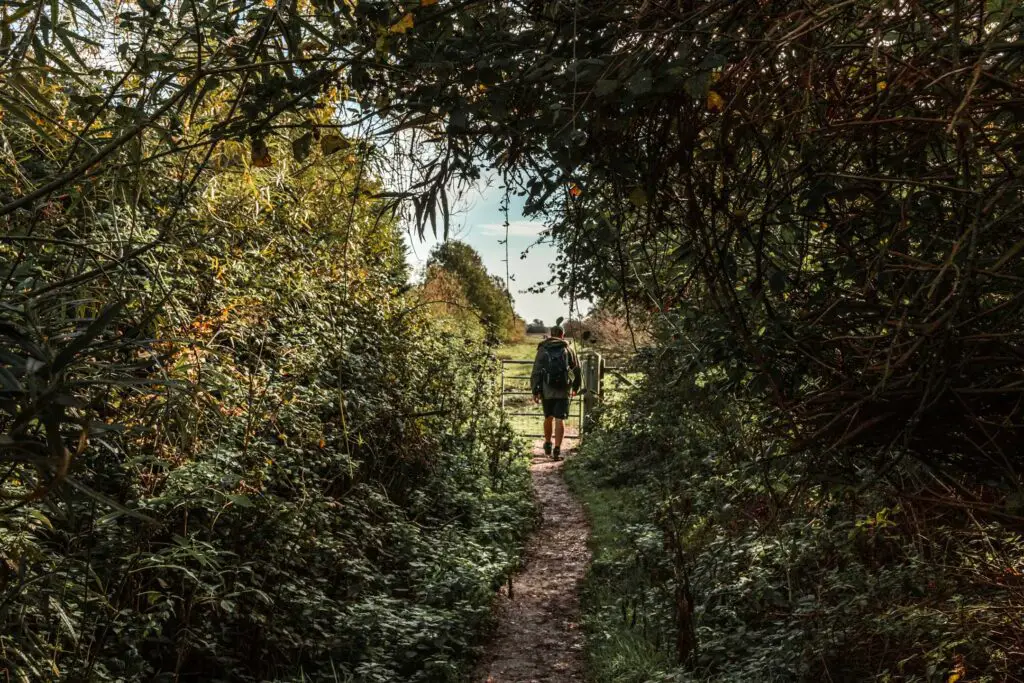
[569,338,1024,682]
[0,127,533,681]
[6,0,1024,679]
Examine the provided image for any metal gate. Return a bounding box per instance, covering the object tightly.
[497,359,584,440]
[498,352,625,440]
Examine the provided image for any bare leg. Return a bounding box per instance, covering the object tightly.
[544,416,554,443]
[554,419,565,448]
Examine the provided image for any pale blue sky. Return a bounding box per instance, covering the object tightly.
[404,179,590,326]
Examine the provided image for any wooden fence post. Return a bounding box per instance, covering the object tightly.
[581,351,602,435]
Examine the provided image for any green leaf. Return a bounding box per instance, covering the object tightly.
[28,508,53,530]
[54,25,90,68]
[593,79,618,97]
[66,476,157,525]
[699,53,727,69]
[66,0,102,21]
[49,596,79,644]
[226,494,254,508]
[628,186,647,207]
[51,301,124,374]
[292,131,313,161]
[627,69,652,96]
[0,366,22,392]
[0,321,48,362]
[683,72,710,99]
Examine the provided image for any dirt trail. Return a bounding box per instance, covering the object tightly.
[479,439,591,683]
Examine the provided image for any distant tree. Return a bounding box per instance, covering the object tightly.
[419,265,486,339]
[427,241,521,341]
[526,319,548,334]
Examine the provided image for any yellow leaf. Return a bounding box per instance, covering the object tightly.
[707,90,725,113]
[947,655,966,683]
[877,80,887,91]
[390,12,414,33]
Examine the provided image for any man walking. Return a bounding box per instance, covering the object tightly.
[531,324,582,460]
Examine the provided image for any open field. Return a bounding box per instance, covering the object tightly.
[495,335,545,363]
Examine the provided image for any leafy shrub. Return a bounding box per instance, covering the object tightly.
[568,341,1024,682]
[0,129,534,681]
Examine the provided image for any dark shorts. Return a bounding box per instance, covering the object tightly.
[542,398,571,419]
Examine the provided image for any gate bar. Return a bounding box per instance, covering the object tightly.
[503,411,582,418]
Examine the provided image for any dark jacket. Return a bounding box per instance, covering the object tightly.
[531,337,582,400]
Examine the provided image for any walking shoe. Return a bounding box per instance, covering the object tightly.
[552,446,561,460]
[543,441,552,456]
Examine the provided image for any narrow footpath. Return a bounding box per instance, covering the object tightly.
[480,440,591,683]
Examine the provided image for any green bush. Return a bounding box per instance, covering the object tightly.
[0,131,534,681]
[568,342,1024,682]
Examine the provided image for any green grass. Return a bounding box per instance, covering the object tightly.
[495,334,545,362]
[565,451,679,683]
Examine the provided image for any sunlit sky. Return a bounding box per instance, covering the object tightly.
[403,179,591,326]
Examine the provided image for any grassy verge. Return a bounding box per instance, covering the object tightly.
[564,449,679,683]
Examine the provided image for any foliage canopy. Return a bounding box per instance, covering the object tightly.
[3,0,1024,678]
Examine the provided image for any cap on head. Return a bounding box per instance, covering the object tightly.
[550,325,565,338]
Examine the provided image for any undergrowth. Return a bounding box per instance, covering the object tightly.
[0,135,535,681]
[567,358,1024,683]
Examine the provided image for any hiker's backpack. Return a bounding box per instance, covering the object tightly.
[542,344,571,390]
